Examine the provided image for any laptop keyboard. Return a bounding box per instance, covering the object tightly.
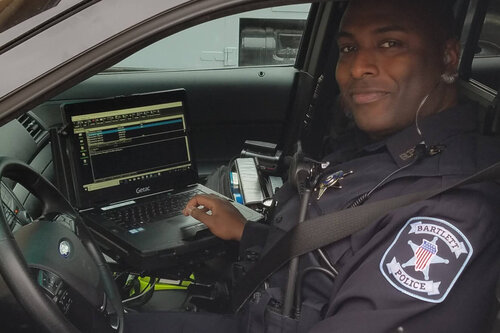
[102,189,203,230]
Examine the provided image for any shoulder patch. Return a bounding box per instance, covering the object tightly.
[379,216,473,303]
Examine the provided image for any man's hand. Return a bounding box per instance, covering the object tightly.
[183,194,246,241]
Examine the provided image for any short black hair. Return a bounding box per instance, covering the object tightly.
[346,0,458,45]
[416,0,457,41]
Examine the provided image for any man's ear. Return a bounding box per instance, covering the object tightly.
[442,38,460,72]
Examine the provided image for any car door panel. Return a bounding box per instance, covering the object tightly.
[36,65,299,175]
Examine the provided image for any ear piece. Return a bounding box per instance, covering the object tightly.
[441,52,458,84]
[443,53,451,65]
[441,72,458,84]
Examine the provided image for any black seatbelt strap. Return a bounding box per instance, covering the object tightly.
[232,161,500,312]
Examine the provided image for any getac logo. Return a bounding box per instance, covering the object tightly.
[136,186,151,194]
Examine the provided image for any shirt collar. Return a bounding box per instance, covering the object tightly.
[368,104,478,167]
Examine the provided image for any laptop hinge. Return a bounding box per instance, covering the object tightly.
[81,185,199,212]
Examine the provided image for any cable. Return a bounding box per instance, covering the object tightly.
[181,274,198,311]
[113,271,128,281]
[294,266,336,318]
[312,153,425,285]
[348,146,426,208]
[350,79,442,209]
[415,79,441,143]
[122,277,157,304]
[291,82,444,318]
[315,248,339,276]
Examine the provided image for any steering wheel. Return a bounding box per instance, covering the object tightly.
[0,157,124,332]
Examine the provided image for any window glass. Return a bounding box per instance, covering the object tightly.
[113,4,311,71]
[0,0,89,49]
[0,0,61,33]
[239,17,306,66]
[471,0,500,89]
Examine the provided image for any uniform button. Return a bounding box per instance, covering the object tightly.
[245,250,260,262]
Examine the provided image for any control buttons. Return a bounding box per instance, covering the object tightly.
[57,289,73,314]
[37,269,62,296]
[36,269,73,314]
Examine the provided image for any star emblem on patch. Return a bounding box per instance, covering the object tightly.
[380,217,473,303]
[402,237,449,280]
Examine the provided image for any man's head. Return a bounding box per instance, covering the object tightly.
[335,0,460,139]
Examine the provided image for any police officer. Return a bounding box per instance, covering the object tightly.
[125,0,500,331]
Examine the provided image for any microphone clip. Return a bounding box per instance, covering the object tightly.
[288,142,329,196]
[400,143,446,162]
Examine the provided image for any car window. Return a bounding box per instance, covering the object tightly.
[0,0,60,34]
[475,0,500,57]
[0,0,90,49]
[470,0,500,90]
[113,4,311,71]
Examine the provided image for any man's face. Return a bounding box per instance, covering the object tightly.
[335,0,449,139]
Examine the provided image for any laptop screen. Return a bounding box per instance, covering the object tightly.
[62,89,199,209]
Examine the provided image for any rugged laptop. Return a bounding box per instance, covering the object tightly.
[53,89,262,271]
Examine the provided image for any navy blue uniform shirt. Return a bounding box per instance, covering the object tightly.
[239,104,500,332]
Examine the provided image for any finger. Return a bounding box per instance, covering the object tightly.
[190,206,210,215]
[184,195,202,212]
[189,207,215,226]
[184,195,217,213]
[183,195,207,215]
[183,204,210,216]
[198,206,210,214]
